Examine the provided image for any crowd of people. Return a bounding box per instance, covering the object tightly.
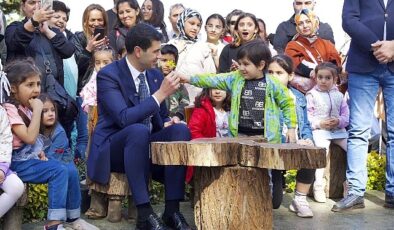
[0,0,394,230]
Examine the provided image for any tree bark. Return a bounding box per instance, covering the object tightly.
[324,143,347,198]
[194,166,272,230]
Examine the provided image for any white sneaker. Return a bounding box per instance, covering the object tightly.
[289,199,314,218]
[313,185,327,203]
[64,218,100,230]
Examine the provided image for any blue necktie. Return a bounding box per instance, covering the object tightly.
[138,73,151,129]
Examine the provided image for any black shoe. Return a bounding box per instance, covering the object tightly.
[384,194,394,208]
[162,212,192,230]
[331,194,365,212]
[135,213,168,230]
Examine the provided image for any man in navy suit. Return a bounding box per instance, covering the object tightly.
[333,0,394,212]
[87,23,192,229]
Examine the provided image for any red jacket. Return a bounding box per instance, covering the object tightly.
[188,97,216,139]
[186,97,216,183]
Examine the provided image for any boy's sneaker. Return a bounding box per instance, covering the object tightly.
[44,224,65,230]
[313,185,327,203]
[64,218,99,230]
[384,194,394,209]
[289,199,314,218]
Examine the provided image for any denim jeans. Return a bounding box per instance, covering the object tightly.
[11,160,81,220]
[347,65,394,196]
[75,97,88,159]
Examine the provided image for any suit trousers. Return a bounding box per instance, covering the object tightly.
[109,123,191,205]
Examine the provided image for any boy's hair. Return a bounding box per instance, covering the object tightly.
[237,40,272,70]
[271,55,294,75]
[53,1,70,21]
[38,93,58,137]
[314,62,340,78]
[125,23,163,53]
[194,88,231,112]
[160,44,179,64]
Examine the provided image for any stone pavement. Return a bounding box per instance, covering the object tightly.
[20,190,394,230]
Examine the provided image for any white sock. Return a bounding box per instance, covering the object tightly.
[294,190,307,202]
[0,173,25,217]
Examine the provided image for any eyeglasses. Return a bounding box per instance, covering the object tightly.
[229,21,237,26]
[206,24,223,31]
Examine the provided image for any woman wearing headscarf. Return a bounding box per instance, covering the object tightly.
[167,8,203,103]
[285,9,341,80]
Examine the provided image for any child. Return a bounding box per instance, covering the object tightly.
[268,55,315,217]
[0,65,24,218]
[306,62,349,203]
[179,40,297,143]
[159,44,189,123]
[189,88,231,139]
[3,58,98,230]
[80,47,115,114]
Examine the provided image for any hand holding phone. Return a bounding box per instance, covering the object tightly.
[94,27,105,41]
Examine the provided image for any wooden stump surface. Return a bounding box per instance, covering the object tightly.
[87,172,131,196]
[152,138,326,170]
[324,143,347,198]
[194,166,272,230]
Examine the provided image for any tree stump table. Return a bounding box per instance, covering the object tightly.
[151,137,326,230]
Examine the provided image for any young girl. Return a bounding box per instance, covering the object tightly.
[0,65,24,218]
[158,44,189,122]
[167,8,203,103]
[306,62,349,203]
[179,40,297,143]
[3,59,98,230]
[189,88,231,139]
[80,47,115,114]
[268,55,315,217]
[218,12,261,73]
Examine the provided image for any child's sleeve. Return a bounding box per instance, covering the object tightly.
[0,107,13,173]
[338,95,350,129]
[188,108,207,139]
[190,71,235,91]
[45,124,71,162]
[272,80,297,129]
[3,103,25,127]
[305,93,321,129]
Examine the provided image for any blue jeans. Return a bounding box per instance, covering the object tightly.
[347,65,394,196]
[75,97,88,159]
[11,160,81,220]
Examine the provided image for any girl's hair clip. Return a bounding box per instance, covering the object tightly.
[0,62,10,104]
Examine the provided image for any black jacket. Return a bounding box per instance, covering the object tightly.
[273,15,335,54]
[71,31,93,93]
[5,18,74,85]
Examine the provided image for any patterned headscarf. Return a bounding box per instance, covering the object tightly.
[294,9,319,37]
[176,8,202,42]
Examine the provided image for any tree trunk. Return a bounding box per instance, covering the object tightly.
[324,143,347,198]
[194,166,272,230]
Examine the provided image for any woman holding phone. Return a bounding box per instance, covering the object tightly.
[71,3,109,159]
[5,0,76,138]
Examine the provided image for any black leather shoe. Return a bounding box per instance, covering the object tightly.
[331,194,365,212]
[162,212,192,230]
[384,194,394,208]
[135,213,168,230]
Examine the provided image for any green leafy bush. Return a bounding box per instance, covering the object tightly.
[285,170,297,193]
[367,151,386,191]
[23,184,48,222]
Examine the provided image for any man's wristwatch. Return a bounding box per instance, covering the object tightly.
[30,18,40,28]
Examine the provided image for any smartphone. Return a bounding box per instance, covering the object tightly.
[41,0,53,10]
[94,27,105,41]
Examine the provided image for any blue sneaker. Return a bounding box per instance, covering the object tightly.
[331,194,365,212]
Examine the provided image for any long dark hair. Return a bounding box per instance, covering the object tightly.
[38,93,58,138]
[142,0,168,41]
[115,0,142,29]
[194,88,231,112]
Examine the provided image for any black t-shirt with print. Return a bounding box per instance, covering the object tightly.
[238,77,267,136]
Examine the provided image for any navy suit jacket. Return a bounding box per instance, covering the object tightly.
[87,57,169,184]
[342,0,394,73]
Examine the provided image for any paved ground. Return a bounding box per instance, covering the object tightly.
[17,190,394,230]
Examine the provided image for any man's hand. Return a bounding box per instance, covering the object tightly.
[32,4,54,24]
[153,72,180,103]
[0,170,5,184]
[371,40,394,64]
[174,72,190,84]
